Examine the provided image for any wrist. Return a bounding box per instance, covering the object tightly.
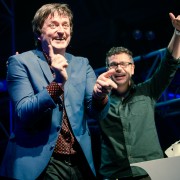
[93,92,107,100]
[175,29,180,36]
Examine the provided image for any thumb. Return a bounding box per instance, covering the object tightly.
[169,12,175,21]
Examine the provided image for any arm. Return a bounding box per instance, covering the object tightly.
[7,54,57,127]
[93,69,117,100]
[140,13,180,101]
[168,13,180,59]
[92,69,117,111]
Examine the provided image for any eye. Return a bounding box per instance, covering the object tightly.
[119,62,126,66]
[109,62,118,67]
[63,23,70,29]
[49,23,56,29]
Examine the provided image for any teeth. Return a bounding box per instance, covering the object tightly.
[55,38,64,40]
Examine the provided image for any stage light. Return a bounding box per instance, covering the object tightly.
[132,29,142,40]
[145,31,155,41]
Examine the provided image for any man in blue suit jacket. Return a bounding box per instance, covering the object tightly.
[0,3,117,180]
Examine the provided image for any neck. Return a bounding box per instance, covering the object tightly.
[53,48,66,56]
[117,81,131,94]
[117,86,128,94]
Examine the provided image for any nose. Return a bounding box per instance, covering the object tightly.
[116,64,123,71]
[57,25,64,33]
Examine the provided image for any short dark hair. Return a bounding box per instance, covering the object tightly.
[105,46,133,67]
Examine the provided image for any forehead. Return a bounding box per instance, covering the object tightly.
[108,53,131,62]
[45,11,70,23]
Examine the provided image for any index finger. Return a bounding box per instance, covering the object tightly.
[48,39,54,58]
[102,68,116,78]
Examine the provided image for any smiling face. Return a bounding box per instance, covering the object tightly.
[107,53,135,92]
[39,11,71,55]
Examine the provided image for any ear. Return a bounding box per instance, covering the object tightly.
[131,64,135,75]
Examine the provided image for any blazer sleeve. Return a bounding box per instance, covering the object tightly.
[7,54,56,127]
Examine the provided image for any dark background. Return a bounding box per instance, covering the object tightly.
[0,0,180,170]
[0,0,180,75]
[13,0,180,69]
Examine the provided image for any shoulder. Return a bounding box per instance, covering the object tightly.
[65,53,95,75]
[9,50,35,59]
[8,50,42,64]
[65,52,89,64]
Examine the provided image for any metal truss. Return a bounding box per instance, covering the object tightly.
[0,0,15,79]
[0,0,15,135]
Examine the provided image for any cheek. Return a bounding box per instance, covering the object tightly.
[41,29,54,37]
[66,30,71,38]
[111,76,116,82]
[39,32,53,43]
[66,35,72,44]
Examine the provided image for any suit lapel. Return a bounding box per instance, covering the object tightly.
[64,53,72,97]
[34,50,54,84]
[32,50,73,93]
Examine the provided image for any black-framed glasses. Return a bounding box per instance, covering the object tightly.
[108,62,133,69]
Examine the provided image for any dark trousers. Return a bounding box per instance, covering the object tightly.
[37,153,97,180]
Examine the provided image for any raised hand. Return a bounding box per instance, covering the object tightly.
[169,13,180,31]
[93,69,117,99]
[48,40,68,85]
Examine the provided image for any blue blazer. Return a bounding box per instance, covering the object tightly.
[0,50,109,180]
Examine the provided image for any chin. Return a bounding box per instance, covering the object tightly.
[53,45,66,52]
[116,80,127,86]
[53,41,68,47]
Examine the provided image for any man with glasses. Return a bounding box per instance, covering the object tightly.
[98,12,180,180]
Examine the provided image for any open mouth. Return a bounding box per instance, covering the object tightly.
[54,37,66,41]
[114,74,126,80]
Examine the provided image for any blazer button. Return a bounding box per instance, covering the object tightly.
[57,125,61,131]
[59,104,63,111]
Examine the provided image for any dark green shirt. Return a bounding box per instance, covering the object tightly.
[99,49,180,179]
